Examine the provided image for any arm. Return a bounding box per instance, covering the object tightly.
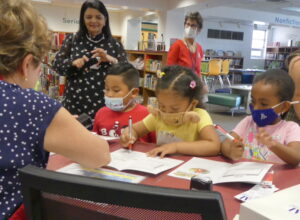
[52,34,80,77]
[147,125,221,158]
[44,107,110,168]
[221,132,244,160]
[256,128,300,166]
[167,41,180,65]
[289,59,300,119]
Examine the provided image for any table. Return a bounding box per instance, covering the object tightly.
[229,84,252,114]
[229,69,265,84]
[47,142,300,220]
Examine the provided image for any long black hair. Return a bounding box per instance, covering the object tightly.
[78,0,112,39]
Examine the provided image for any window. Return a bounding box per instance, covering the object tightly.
[207,29,244,41]
[251,29,267,59]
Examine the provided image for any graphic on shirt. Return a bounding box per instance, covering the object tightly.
[100,121,121,137]
[243,127,283,161]
[157,131,182,145]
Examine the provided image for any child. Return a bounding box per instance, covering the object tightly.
[221,69,300,166]
[120,65,220,158]
[93,63,155,143]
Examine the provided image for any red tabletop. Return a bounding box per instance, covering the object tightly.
[47,141,300,220]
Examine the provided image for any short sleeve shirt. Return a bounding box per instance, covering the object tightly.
[0,81,61,219]
[143,108,212,145]
[233,116,300,163]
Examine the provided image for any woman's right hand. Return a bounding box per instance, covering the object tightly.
[72,55,89,69]
[120,127,137,148]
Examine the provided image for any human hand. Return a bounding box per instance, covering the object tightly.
[147,143,177,158]
[92,48,117,64]
[72,55,89,69]
[256,128,277,149]
[120,127,137,148]
[227,137,244,160]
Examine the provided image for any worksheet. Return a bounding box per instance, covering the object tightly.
[107,149,184,175]
[168,157,272,184]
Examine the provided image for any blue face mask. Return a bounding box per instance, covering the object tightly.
[249,103,282,127]
[104,90,134,112]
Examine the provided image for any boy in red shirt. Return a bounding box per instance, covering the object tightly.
[93,63,155,143]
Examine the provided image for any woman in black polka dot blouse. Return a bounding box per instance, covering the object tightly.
[53,0,127,119]
[0,1,111,219]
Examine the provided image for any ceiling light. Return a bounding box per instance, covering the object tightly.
[253,21,267,25]
[31,0,52,3]
[282,7,300,13]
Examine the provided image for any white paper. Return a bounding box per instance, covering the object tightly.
[168,157,272,184]
[107,149,184,175]
[57,163,145,184]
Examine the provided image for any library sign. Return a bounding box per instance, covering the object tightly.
[62,17,79,25]
[275,17,300,27]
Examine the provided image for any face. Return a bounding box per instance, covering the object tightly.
[251,81,286,114]
[156,89,192,113]
[184,18,200,32]
[104,75,136,106]
[84,8,106,36]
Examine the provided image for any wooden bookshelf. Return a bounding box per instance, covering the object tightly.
[265,46,300,69]
[126,50,167,106]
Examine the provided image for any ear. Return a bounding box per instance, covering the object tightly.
[281,101,291,114]
[20,54,34,80]
[131,88,139,98]
[190,99,199,109]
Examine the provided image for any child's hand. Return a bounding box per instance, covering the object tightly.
[120,127,137,148]
[228,138,244,160]
[256,128,277,148]
[147,143,177,158]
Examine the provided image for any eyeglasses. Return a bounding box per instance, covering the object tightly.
[185,22,198,29]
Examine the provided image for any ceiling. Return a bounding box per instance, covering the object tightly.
[32,0,300,17]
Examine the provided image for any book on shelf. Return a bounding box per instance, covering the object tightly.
[107,149,184,175]
[168,157,272,184]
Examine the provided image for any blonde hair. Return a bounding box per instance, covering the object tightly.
[0,0,51,76]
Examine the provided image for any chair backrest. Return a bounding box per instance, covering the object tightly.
[201,61,209,73]
[19,165,227,220]
[208,59,222,75]
[221,59,232,75]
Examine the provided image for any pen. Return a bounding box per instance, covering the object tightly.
[128,116,133,152]
[214,124,239,143]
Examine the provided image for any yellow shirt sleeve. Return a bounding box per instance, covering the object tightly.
[143,114,157,132]
[196,108,213,132]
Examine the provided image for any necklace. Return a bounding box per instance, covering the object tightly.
[86,34,105,43]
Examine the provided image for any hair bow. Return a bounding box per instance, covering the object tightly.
[190,80,196,89]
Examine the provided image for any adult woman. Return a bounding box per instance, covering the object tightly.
[53,0,127,118]
[285,50,300,125]
[0,1,110,219]
[167,12,204,77]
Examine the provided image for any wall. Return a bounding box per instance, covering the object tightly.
[34,4,122,36]
[268,26,300,47]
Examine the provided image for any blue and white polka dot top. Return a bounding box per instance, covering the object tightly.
[0,80,61,219]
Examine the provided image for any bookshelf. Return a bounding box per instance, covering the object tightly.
[127,50,168,106]
[265,46,300,69]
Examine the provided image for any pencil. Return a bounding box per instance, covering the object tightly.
[128,116,133,152]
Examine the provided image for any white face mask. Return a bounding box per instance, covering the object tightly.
[184,26,198,39]
[104,89,134,112]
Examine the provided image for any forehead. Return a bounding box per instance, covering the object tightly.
[105,75,127,87]
[84,7,103,16]
[185,18,197,24]
[156,89,189,105]
[252,81,280,100]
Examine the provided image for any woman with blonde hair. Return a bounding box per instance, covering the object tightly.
[0,1,110,219]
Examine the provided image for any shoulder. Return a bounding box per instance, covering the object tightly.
[279,120,300,130]
[194,108,211,117]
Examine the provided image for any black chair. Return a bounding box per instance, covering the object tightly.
[19,165,227,220]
